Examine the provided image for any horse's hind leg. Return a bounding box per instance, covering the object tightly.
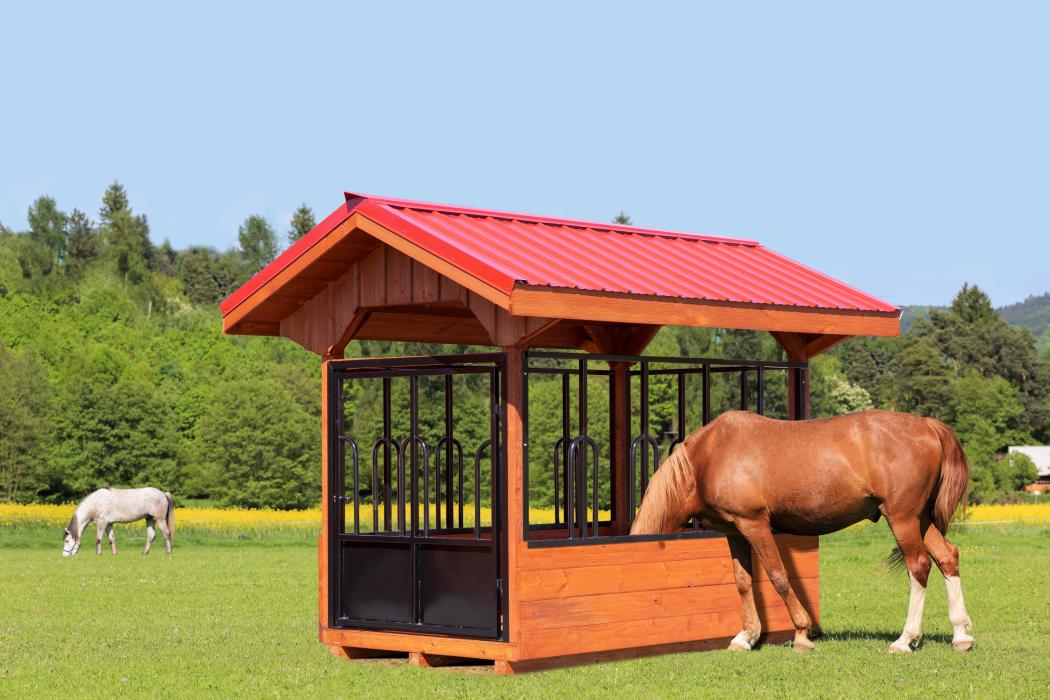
[884,514,931,653]
[157,518,172,555]
[727,534,762,650]
[924,526,973,651]
[106,523,116,555]
[95,521,105,555]
[143,517,156,555]
[735,518,814,652]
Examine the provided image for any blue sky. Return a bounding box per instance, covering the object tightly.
[2,2,1047,307]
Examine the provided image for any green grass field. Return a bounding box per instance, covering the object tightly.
[1,523,1046,698]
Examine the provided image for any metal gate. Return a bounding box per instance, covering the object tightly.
[327,354,505,639]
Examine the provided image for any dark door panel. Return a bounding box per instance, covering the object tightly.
[419,544,497,634]
[340,541,413,624]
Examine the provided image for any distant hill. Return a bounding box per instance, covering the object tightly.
[900,292,1050,353]
[900,305,944,332]
[999,292,1050,354]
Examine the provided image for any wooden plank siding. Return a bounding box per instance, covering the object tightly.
[513,533,818,660]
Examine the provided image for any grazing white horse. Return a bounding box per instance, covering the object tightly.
[63,487,174,556]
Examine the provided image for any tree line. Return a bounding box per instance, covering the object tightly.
[0,185,1046,509]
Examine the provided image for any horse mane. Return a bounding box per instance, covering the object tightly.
[630,443,696,535]
[66,512,78,536]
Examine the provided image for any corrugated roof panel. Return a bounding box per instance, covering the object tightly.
[220,192,899,319]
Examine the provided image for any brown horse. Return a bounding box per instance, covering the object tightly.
[630,410,973,654]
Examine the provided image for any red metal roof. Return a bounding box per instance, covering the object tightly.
[220,192,898,317]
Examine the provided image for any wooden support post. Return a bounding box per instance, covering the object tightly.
[319,357,332,640]
[330,645,403,660]
[502,346,524,648]
[409,652,484,668]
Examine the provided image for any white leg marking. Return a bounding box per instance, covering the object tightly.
[729,630,754,650]
[889,574,926,653]
[945,575,974,648]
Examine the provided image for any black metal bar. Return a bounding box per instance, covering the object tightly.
[435,437,463,529]
[577,359,588,538]
[337,436,360,534]
[473,440,489,540]
[444,375,454,528]
[702,363,711,425]
[489,364,500,547]
[676,372,686,446]
[757,366,765,415]
[740,370,749,411]
[330,352,507,371]
[639,361,650,498]
[383,377,392,532]
[371,438,400,534]
[525,350,807,369]
[559,372,570,526]
[589,436,599,538]
[521,353,529,540]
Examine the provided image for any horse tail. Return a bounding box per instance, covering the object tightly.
[926,418,969,535]
[164,491,175,541]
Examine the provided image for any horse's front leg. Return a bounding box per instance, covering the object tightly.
[106,523,116,555]
[143,517,156,555]
[95,520,106,555]
[736,517,815,652]
[727,534,761,650]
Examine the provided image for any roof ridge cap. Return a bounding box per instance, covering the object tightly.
[345,191,759,246]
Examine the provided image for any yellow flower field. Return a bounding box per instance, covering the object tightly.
[1,501,1044,533]
[0,502,599,533]
[963,502,1050,524]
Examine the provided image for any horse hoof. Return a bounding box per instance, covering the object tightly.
[953,639,974,652]
[728,642,751,651]
[888,643,912,654]
[793,638,815,653]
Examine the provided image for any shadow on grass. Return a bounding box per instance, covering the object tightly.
[817,629,954,645]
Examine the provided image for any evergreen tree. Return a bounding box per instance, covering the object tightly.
[99,181,130,222]
[238,215,278,273]
[64,209,98,278]
[288,204,316,244]
[26,196,68,273]
[613,211,633,225]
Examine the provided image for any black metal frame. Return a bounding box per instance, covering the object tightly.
[522,350,808,546]
[326,354,507,640]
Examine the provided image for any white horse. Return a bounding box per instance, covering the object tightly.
[63,487,174,556]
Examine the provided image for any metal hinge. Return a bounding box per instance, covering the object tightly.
[496,577,504,595]
[494,405,503,418]
[332,495,352,503]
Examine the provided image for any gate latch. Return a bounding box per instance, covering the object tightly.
[332,495,353,503]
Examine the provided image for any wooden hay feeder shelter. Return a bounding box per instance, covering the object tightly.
[221,193,899,673]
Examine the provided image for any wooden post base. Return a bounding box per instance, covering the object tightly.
[408,652,489,669]
[328,645,405,660]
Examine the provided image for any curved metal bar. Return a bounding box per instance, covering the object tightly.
[339,436,360,534]
[629,434,662,519]
[473,439,492,540]
[371,437,401,533]
[399,435,431,537]
[552,436,570,526]
[435,436,464,529]
[566,435,600,539]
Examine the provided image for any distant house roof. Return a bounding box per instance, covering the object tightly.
[1008,446,1050,477]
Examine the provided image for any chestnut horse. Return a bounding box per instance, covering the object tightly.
[630,410,973,654]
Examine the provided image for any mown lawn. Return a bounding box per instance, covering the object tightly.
[0,523,1046,698]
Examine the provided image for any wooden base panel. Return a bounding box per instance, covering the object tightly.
[493,630,795,675]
